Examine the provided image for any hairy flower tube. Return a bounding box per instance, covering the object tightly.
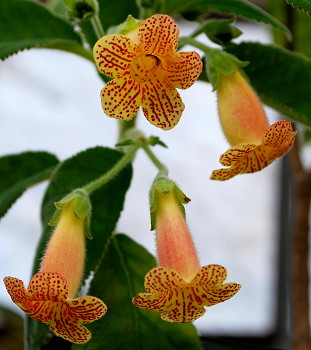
[133,187,241,322]
[3,202,107,344]
[211,69,296,181]
[93,14,203,130]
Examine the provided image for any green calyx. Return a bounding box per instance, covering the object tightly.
[149,176,190,231]
[205,50,249,90]
[108,15,142,36]
[64,0,99,21]
[49,188,93,239]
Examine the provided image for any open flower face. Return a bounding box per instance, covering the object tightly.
[211,70,296,181]
[133,265,241,323]
[4,272,107,344]
[93,14,203,130]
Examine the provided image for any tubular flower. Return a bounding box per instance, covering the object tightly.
[133,189,240,323]
[3,202,107,344]
[93,14,203,130]
[211,69,296,181]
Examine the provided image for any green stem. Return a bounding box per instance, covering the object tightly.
[91,14,105,39]
[142,143,168,177]
[179,36,216,56]
[83,142,140,194]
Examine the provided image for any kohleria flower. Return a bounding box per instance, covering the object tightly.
[93,14,203,130]
[4,202,107,344]
[133,186,240,322]
[211,69,296,181]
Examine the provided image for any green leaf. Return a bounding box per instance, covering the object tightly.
[0,0,83,60]
[72,234,202,350]
[286,0,311,15]
[98,0,139,31]
[226,42,311,126]
[165,0,290,37]
[0,151,58,220]
[27,147,132,350]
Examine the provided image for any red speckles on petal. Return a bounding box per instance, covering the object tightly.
[163,51,203,89]
[3,277,28,304]
[211,121,296,181]
[133,265,240,323]
[101,75,141,120]
[144,267,185,293]
[141,78,184,130]
[67,296,108,324]
[28,272,68,301]
[3,273,107,344]
[93,34,138,78]
[138,14,179,59]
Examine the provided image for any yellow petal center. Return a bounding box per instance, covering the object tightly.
[130,54,160,82]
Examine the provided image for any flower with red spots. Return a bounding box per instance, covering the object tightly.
[133,181,240,322]
[93,14,203,130]
[3,201,107,344]
[211,69,296,181]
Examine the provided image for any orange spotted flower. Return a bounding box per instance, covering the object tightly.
[211,69,296,181]
[4,202,107,344]
[93,14,203,130]
[133,183,240,322]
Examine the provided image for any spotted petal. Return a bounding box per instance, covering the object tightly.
[93,34,138,78]
[132,292,168,312]
[50,317,92,344]
[141,78,184,130]
[194,265,228,286]
[262,120,296,153]
[101,74,142,120]
[68,295,107,324]
[164,51,203,89]
[144,267,185,293]
[27,272,68,301]
[138,14,179,59]
[211,120,296,181]
[4,276,28,304]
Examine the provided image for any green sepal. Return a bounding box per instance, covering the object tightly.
[108,15,142,36]
[205,50,248,90]
[48,188,93,239]
[149,176,190,231]
[147,136,168,148]
[64,0,99,21]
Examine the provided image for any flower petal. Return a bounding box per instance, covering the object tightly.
[132,292,168,312]
[144,267,185,293]
[93,34,138,78]
[68,296,107,324]
[3,276,28,304]
[160,288,206,323]
[201,282,241,306]
[141,79,184,130]
[50,318,92,344]
[101,75,141,120]
[211,120,296,181]
[163,51,203,89]
[138,15,179,59]
[262,120,296,153]
[27,272,68,301]
[194,265,228,286]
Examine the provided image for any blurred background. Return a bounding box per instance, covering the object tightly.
[0,1,310,349]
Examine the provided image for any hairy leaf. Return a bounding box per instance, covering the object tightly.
[0,151,58,220]
[226,42,311,126]
[165,0,290,37]
[286,0,311,15]
[0,0,82,60]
